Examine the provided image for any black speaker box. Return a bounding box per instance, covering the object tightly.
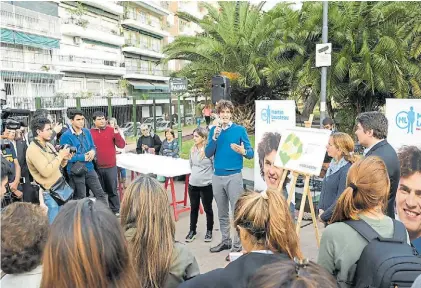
[211,75,231,104]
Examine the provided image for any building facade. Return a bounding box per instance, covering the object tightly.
[0,1,63,110]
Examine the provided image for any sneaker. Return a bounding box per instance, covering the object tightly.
[204,230,213,242]
[185,231,196,243]
[114,213,120,217]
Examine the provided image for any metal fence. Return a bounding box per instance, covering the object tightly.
[5,95,197,136]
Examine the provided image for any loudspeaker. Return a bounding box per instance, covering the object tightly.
[211,75,231,104]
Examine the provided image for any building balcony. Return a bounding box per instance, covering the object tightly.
[122,42,165,59]
[84,1,124,16]
[61,18,124,46]
[133,1,170,16]
[124,67,170,81]
[57,55,125,76]
[0,2,60,39]
[178,4,204,19]
[121,18,169,38]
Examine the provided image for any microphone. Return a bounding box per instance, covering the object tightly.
[214,120,222,139]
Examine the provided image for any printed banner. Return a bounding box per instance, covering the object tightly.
[385,99,421,150]
[254,100,296,192]
[274,127,331,176]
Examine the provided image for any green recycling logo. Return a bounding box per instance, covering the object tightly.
[279,133,303,166]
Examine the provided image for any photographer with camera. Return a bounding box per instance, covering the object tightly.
[26,117,73,223]
[59,109,108,206]
[2,127,23,201]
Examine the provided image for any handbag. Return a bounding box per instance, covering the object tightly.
[48,177,74,205]
[71,161,88,176]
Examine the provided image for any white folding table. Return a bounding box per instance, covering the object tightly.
[116,153,203,221]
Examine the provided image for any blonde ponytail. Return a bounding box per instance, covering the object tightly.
[234,189,303,259]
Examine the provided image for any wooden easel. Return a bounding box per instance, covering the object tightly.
[278,170,320,247]
[277,113,320,247]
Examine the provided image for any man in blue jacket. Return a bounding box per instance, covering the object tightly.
[205,100,254,261]
[60,109,107,206]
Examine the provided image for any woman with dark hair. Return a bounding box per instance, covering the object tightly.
[186,127,214,242]
[1,203,49,288]
[121,175,199,288]
[179,189,302,288]
[247,259,337,288]
[160,128,179,158]
[40,199,138,288]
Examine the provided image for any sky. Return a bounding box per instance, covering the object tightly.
[250,0,303,11]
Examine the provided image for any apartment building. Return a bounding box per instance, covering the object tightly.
[167,1,206,72]
[120,1,170,99]
[0,1,63,110]
[58,1,125,98]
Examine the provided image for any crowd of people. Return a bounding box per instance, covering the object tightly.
[1,100,420,287]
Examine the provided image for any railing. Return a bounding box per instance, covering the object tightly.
[123,11,164,30]
[125,67,170,77]
[58,55,123,68]
[62,18,121,36]
[124,40,163,54]
[0,3,60,38]
[0,47,56,71]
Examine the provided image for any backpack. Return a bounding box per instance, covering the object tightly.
[345,219,421,288]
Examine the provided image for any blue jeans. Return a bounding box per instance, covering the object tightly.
[196,117,201,127]
[43,192,60,224]
[118,167,126,179]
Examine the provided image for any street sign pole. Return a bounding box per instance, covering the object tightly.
[320,1,328,127]
[169,77,188,151]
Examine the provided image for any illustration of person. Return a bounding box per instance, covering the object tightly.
[407,106,415,134]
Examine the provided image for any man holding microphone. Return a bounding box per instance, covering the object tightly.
[205,100,254,261]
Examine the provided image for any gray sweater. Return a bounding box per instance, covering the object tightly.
[189,147,213,187]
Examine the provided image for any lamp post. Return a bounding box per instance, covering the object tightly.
[320,1,328,127]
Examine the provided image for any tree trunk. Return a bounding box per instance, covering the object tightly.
[301,94,318,119]
[327,98,334,119]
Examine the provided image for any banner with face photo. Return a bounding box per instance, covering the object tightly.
[254,100,296,192]
[385,99,421,150]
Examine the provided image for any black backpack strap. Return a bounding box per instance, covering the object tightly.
[392,219,407,243]
[344,220,381,242]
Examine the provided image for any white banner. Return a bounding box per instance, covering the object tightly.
[274,127,331,176]
[385,99,421,150]
[254,100,296,192]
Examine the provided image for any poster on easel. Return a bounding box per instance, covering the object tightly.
[385,99,421,151]
[274,127,331,176]
[254,100,296,192]
[274,127,331,247]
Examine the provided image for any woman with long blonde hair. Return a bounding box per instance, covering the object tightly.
[179,189,302,288]
[319,132,359,224]
[40,199,138,288]
[318,157,410,287]
[120,176,199,288]
[185,127,214,243]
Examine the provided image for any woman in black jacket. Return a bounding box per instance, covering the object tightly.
[318,132,358,224]
[178,189,302,288]
[136,124,162,155]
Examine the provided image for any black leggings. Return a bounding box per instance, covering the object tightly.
[188,184,214,232]
[205,116,211,126]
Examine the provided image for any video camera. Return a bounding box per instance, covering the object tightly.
[55,144,77,154]
[0,108,30,134]
[0,139,12,151]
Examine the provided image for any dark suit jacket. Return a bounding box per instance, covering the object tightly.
[15,140,30,181]
[178,252,289,288]
[365,140,400,218]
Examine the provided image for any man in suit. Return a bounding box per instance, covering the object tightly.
[355,111,400,218]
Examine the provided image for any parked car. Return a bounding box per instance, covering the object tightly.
[141,116,164,129]
[121,122,141,133]
[156,121,172,132]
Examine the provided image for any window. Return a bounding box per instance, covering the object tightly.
[86,79,102,95]
[104,81,118,94]
[31,79,55,98]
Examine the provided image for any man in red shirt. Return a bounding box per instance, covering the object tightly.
[90,111,125,215]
